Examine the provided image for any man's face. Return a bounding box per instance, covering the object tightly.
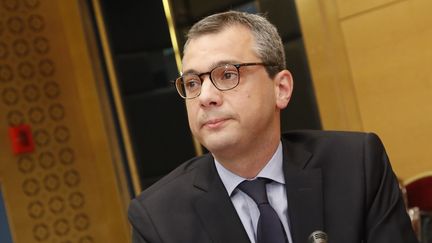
[182,25,291,159]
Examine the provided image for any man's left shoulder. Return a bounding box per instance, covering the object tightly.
[282,129,383,148]
[281,130,388,167]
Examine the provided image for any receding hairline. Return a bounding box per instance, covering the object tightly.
[183,11,264,54]
[183,11,286,77]
[183,23,257,58]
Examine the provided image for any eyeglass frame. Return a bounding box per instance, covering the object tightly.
[174,62,277,99]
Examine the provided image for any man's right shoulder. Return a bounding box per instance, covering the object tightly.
[133,153,213,203]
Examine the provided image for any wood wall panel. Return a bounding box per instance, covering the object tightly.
[293,0,363,131]
[341,0,432,178]
[0,0,130,242]
[297,0,432,180]
[335,0,403,19]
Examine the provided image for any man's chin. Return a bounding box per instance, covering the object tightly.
[201,136,236,155]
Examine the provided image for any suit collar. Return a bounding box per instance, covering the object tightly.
[214,142,285,196]
[282,138,325,243]
[191,138,325,243]
[193,155,251,243]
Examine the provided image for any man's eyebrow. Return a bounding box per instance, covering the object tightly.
[181,59,239,76]
[181,69,199,76]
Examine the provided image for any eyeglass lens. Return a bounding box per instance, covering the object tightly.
[177,64,240,98]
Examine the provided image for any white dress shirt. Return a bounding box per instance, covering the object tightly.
[214,142,293,243]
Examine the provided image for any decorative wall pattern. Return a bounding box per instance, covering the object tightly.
[0,0,94,242]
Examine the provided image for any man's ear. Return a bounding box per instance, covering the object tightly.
[274,70,293,109]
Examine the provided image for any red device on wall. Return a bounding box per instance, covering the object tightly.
[9,124,35,154]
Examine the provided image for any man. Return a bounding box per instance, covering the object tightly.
[128,11,418,243]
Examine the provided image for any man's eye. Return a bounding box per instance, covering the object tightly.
[221,71,238,80]
[185,79,201,89]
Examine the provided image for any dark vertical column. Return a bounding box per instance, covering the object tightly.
[258,0,322,131]
[99,0,196,189]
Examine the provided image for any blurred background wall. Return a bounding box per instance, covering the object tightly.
[0,0,431,242]
[296,0,432,179]
[0,0,130,242]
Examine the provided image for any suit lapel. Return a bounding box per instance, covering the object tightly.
[282,140,324,243]
[191,138,325,243]
[193,156,250,243]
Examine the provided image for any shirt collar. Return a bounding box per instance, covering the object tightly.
[214,142,285,196]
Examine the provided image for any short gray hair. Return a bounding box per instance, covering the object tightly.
[184,11,286,78]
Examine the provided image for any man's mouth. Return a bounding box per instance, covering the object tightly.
[202,118,229,129]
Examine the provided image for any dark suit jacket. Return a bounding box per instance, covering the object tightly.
[128,130,418,243]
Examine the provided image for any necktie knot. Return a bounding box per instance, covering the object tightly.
[238,178,270,206]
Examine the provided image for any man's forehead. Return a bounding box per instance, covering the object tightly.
[181,59,240,75]
[183,25,253,55]
[181,26,256,73]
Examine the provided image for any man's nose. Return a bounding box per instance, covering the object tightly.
[198,76,222,107]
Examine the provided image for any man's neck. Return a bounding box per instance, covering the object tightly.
[213,135,281,179]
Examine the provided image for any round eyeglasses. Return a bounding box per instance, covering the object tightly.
[174,62,275,99]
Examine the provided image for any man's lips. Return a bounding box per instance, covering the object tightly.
[201,118,229,129]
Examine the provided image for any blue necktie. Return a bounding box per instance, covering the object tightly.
[238,178,288,243]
